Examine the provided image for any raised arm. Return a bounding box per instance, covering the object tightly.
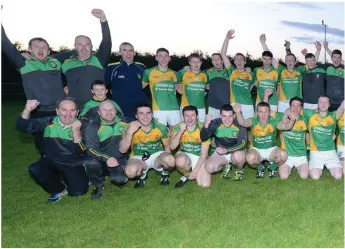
[170,123,186,150]
[1,24,26,69]
[336,101,344,120]
[284,40,292,54]
[119,121,141,153]
[277,111,296,131]
[314,41,322,62]
[92,9,112,67]
[16,100,53,133]
[233,104,252,128]
[259,34,278,69]
[200,115,218,141]
[220,30,235,69]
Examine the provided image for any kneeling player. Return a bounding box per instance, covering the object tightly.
[234,102,296,178]
[278,97,309,179]
[304,96,344,180]
[170,106,211,188]
[337,113,344,173]
[201,104,247,184]
[119,104,175,187]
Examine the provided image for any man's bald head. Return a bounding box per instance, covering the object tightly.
[98,100,117,123]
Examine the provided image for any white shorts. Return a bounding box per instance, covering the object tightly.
[284,156,308,168]
[250,146,277,161]
[181,107,205,123]
[256,102,278,112]
[309,151,342,169]
[231,103,254,119]
[208,107,220,119]
[129,151,165,173]
[278,101,290,113]
[153,110,181,126]
[304,103,318,110]
[337,145,344,159]
[177,152,201,170]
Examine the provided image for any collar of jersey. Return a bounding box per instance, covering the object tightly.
[93,96,107,102]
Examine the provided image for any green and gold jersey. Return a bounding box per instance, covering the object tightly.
[304,109,338,151]
[142,66,179,111]
[249,114,278,149]
[130,120,168,156]
[337,113,344,146]
[172,121,210,156]
[276,112,308,157]
[277,65,305,101]
[228,65,256,105]
[178,69,208,109]
[254,66,279,105]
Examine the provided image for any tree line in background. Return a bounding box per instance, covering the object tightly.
[2,42,306,83]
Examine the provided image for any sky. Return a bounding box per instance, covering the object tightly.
[1,0,344,61]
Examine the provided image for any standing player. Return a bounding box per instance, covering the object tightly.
[234,102,296,178]
[177,53,208,123]
[62,9,112,106]
[206,53,230,119]
[119,104,175,187]
[277,97,309,179]
[142,48,180,127]
[201,104,247,184]
[170,106,211,187]
[304,96,344,180]
[221,29,256,119]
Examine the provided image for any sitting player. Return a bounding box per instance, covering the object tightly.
[170,105,211,188]
[201,104,247,184]
[119,104,175,187]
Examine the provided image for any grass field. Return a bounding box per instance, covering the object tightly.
[2,101,344,248]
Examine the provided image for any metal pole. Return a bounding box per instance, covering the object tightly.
[324,24,327,63]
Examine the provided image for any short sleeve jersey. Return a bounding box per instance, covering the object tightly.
[172,121,210,156]
[276,112,308,157]
[142,66,179,111]
[254,66,279,105]
[130,120,168,156]
[178,69,208,109]
[304,109,338,151]
[249,114,278,149]
[228,65,256,105]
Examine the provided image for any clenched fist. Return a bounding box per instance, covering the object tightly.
[107,157,119,168]
[91,9,106,22]
[127,121,141,135]
[24,100,40,112]
[233,104,242,113]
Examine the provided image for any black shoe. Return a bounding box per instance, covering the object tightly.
[175,176,189,188]
[160,175,170,185]
[134,175,147,188]
[91,186,104,200]
[268,169,277,179]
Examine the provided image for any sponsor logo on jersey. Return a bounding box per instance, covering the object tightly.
[49,62,57,68]
[118,75,125,79]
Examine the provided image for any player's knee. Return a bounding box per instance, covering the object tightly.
[246,151,258,165]
[175,154,188,168]
[232,152,246,166]
[331,170,343,180]
[310,171,321,180]
[110,167,128,186]
[198,182,211,188]
[279,150,288,162]
[279,173,289,180]
[298,171,309,179]
[162,154,175,168]
[84,158,101,170]
[205,161,215,174]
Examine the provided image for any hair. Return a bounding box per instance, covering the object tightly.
[285,53,297,61]
[56,96,79,110]
[318,94,330,100]
[332,49,342,57]
[119,42,134,50]
[28,37,49,49]
[235,53,246,60]
[211,53,221,58]
[182,105,198,115]
[305,53,315,59]
[74,35,92,44]
[91,80,108,90]
[220,104,234,114]
[256,101,271,111]
[188,53,202,62]
[136,103,152,112]
[289,96,304,107]
[156,48,169,55]
[262,51,273,58]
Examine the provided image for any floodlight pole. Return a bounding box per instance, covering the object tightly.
[322,20,328,63]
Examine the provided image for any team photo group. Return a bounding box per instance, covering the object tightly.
[2,8,344,202]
